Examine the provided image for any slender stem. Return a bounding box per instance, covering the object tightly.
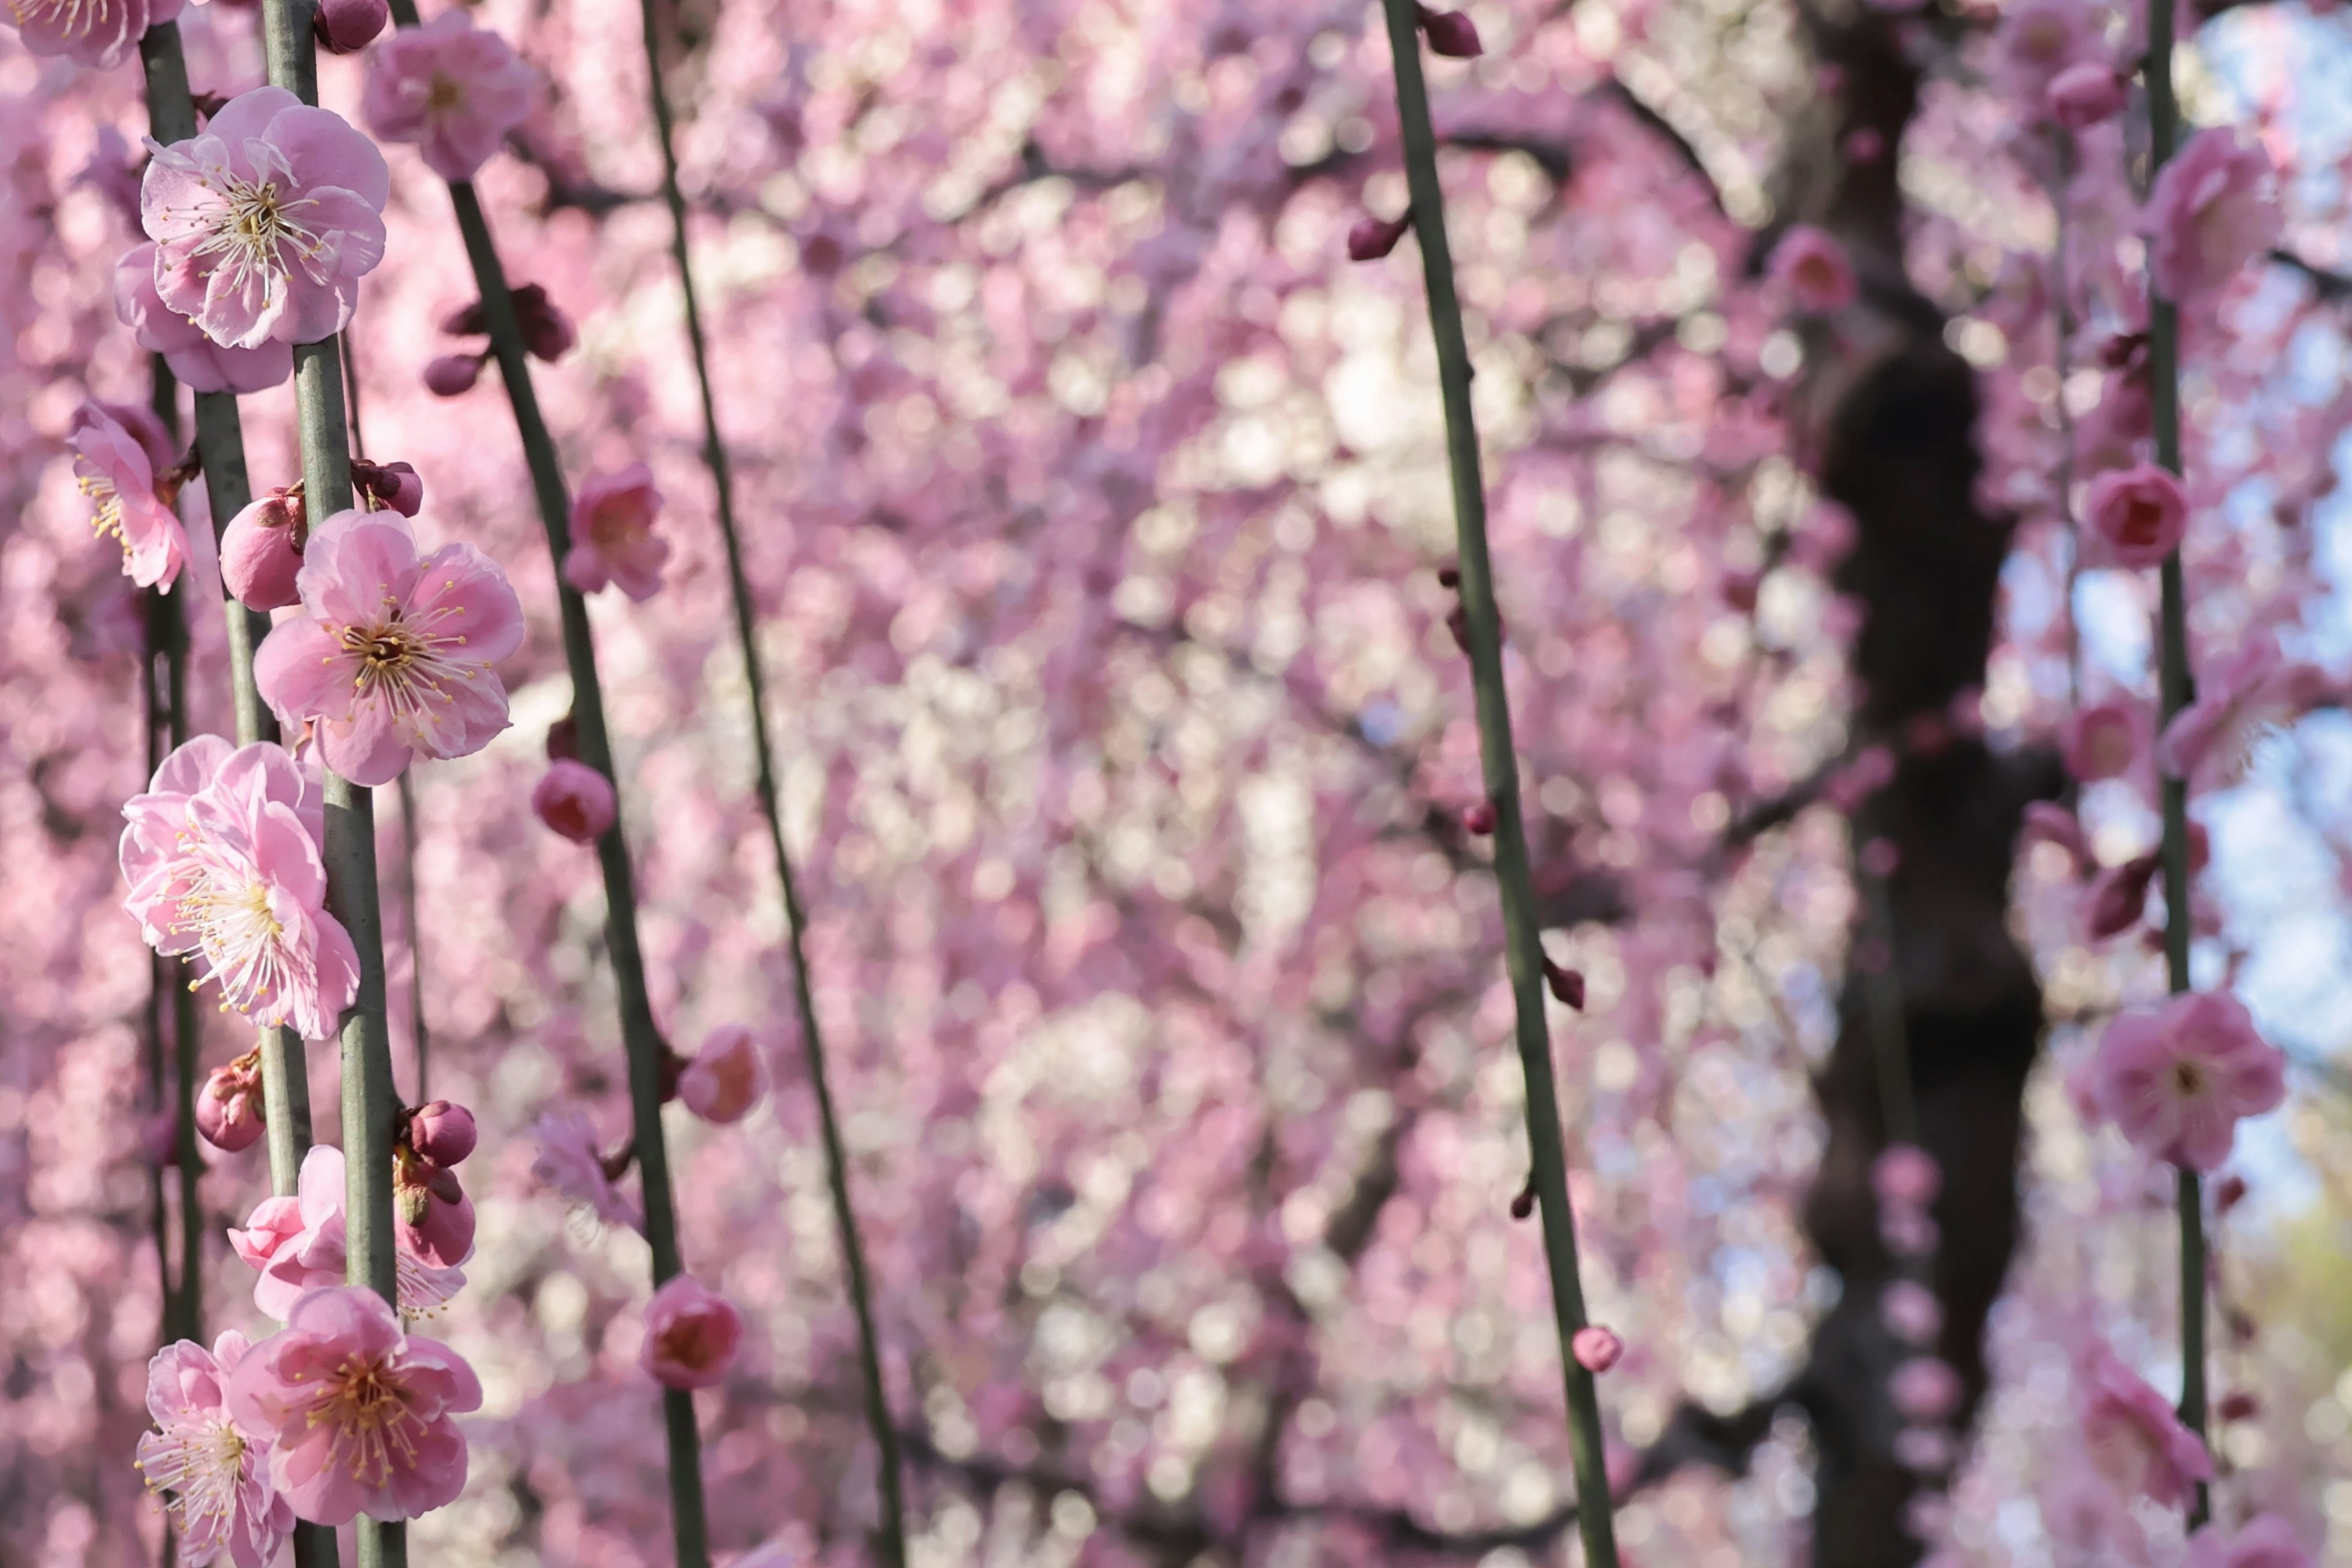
[398,771,431,1102]
[2143,0,2210,1526]
[633,7,905,1559]
[140,539,178,1395]
[1375,9,1619,1561]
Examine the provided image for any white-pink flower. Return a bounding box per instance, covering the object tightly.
[141,86,390,351]
[2062,701,2144,782]
[2090,990,2285,1172]
[69,399,190,590]
[530,1109,643,1232]
[119,738,360,1041]
[564,462,670,601]
[1768,225,1857,314]
[228,1145,466,1320]
[254,509,524,787]
[115,243,294,396]
[2158,636,2333,788]
[362,10,539,183]
[226,1285,482,1525]
[135,1332,294,1568]
[641,1275,745,1389]
[2080,1347,2212,1508]
[2144,129,2282,303]
[5,0,181,70]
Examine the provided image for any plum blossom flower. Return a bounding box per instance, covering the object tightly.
[679,1025,768,1125]
[362,10,538,182]
[230,1145,466,1319]
[135,1332,293,1568]
[141,86,390,350]
[2158,637,2334,788]
[641,1276,745,1389]
[69,399,190,590]
[115,244,294,395]
[2144,129,2282,303]
[1871,1145,1940,1208]
[1880,1280,1942,1345]
[1889,1357,1962,1423]
[563,463,670,601]
[2063,701,2144,782]
[2046,62,2126,129]
[531,1110,642,1232]
[254,509,524,787]
[393,1146,475,1268]
[407,1101,475,1166]
[2091,991,2285,1171]
[1994,0,2101,107]
[119,739,360,1041]
[226,1284,482,1524]
[1769,225,1857,314]
[6,0,181,70]
[2080,1348,2211,1507]
[2186,1515,2314,1568]
[2084,464,2187,569]
[532,759,617,843]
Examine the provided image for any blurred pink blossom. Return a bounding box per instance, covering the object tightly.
[2144,129,2281,303]
[135,1332,293,1568]
[2186,1515,2315,1568]
[1889,1357,1962,1423]
[2081,1348,2212,1507]
[2084,464,2187,569]
[1871,1145,1940,1210]
[531,1110,642,1232]
[679,1025,769,1125]
[6,0,181,69]
[532,759,617,843]
[2091,991,2285,1172]
[2158,638,2334,788]
[1769,225,1857,314]
[2046,62,2125,129]
[2062,701,2143,782]
[1880,1280,1942,1344]
[564,463,669,601]
[641,1276,745,1389]
[363,10,538,182]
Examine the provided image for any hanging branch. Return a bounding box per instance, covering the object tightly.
[1371,6,1621,1563]
[251,6,404,1567]
[2141,0,2210,1526]
[379,2,709,1559]
[630,7,905,1561]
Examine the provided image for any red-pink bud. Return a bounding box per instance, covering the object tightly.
[1462,801,1496,835]
[1572,1325,1623,1373]
[532,759,618,843]
[195,1061,265,1152]
[1348,213,1413,262]
[511,283,578,362]
[679,1025,769,1125]
[1415,4,1483,56]
[312,0,386,52]
[424,353,484,397]
[2086,853,2160,940]
[2046,62,2127,130]
[1543,959,1586,1009]
[1889,1356,1963,1422]
[440,300,488,336]
[219,490,307,611]
[353,459,423,518]
[408,1100,477,1166]
[1872,1144,1942,1208]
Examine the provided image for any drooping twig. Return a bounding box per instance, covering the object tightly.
[1372,6,1622,1562]
[380,3,709,1559]
[629,8,905,1561]
[2141,0,2210,1528]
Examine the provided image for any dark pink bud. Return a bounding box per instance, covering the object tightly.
[2216,1390,2258,1422]
[441,300,488,336]
[1572,1325,1623,1373]
[1348,213,1413,262]
[2215,1173,2248,1212]
[312,0,387,52]
[219,490,307,611]
[1543,960,1586,1010]
[1462,801,1496,835]
[533,758,619,843]
[410,1182,475,1267]
[510,283,577,362]
[2086,853,2160,940]
[424,353,484,397]
[1415,4,1483,56]
[1509,1186,1536,1219]
[2046,62,2127,130]
[1872,1144,1942,1208]
[353,459,424,518]
[195,1062,265,1152]
[407,1100,477,1166]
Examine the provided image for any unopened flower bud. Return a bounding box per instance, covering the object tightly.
[424,353,484,397]
[2216,1390,2258,1422]
[1872,1144,1942,1209]
[1544,959,1586,1009]
[2046,62,2127,130]
[679,1025,769,1125]
[2215,1172,2248,1212]
[1572,1325,1623,1373]
[1462,801,1496,835]
[441,300,488,336]
[195,1057,266,1152]
[510,283,577,362]
[407,1099,477,1166]
[312,0,388,53]
[2086,853,2160,940]
[353,458,423,518]
[532,758,618,843]
[1348,212,1413,262]
[219,489,307,611]
[1415,3,1483,56]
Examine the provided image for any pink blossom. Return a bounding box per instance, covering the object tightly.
[532,760,618,843]
[394,1150,476,1269]
[1347,213,1412,262]
[141,86,390,350]
[1570,1325,1623,1373]
[679,1025,769,1125]
[1889,1357,1962,1422]
[312,0,386,53]
[2080,1348,2212,1507]
[231,1145,466,1319]
[2046,62,2126,129]
[352,459,424,517]
[6,0,182,70]
[115,244,294,395]
[226,1285,481,1524]
[119,739,360,1041]
[219,489,307,611]
[197,1054,266,1153]
[1994,0,2100,105]
[2062,701,2143,782]
[640,1276,745,1389]
[2084,853,2158,940]
[1893,1426,1955,1472]
[2020,801,2091,867]
[135,1332,293,1568]
[2144,129,2282,303]
[563,464,670,601]
[2186,1515,2315,1568]
[2084,464,2187,569]
[2158,637,2334,788]
[362,11,539,183]
[424,353,485,396]
[253,509,524,787]
[2091,991,2286,1171]
[69,400,190,590]
[407,1101,476,1166]
[531,1110,643,1232]
[1880,1280,1942,1344]
[1871,1144,1940,1209]
[1415,4,1481,57]
[1769,225,1857,314]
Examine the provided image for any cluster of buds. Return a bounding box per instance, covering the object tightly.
[425,284,576,395]
[220,459,422,611]
[393,1100,478,1267]
[196,1046,266,1152]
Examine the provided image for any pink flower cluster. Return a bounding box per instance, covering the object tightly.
[230,1145,466,1319]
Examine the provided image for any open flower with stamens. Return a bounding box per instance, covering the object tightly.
[362,9,539,182]
[254,509,524,787]
[6,0,181,70]
[2090,990,2285,1172]
[226,1285,482,1525]
[68,399,189,590]
[135,1332,294,1568]
[232,1145,466,1321]
[115,243,294,396]
[141,85,390,351]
